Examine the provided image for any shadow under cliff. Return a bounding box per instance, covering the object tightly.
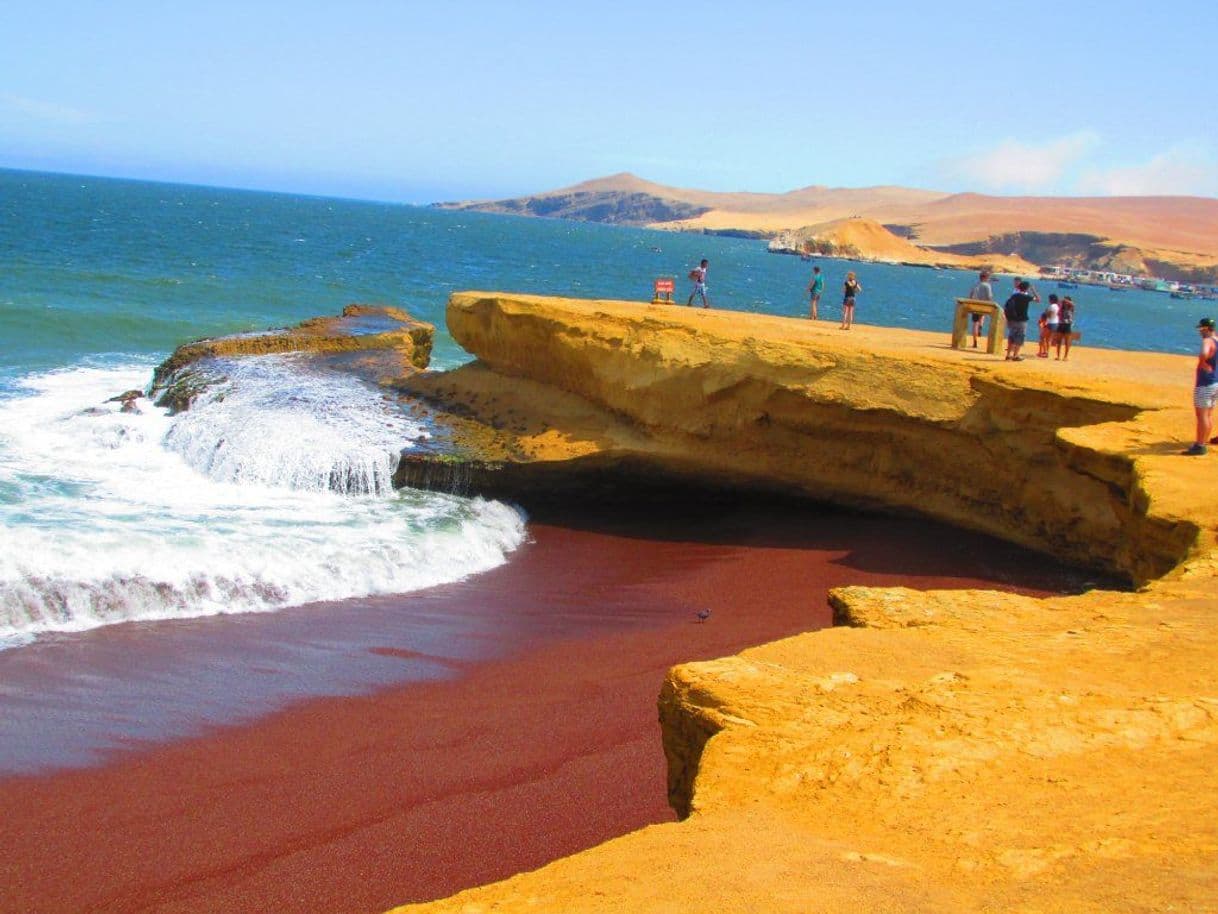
[492,477,1123,597]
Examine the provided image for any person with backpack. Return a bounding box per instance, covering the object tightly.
[687,259,710,308]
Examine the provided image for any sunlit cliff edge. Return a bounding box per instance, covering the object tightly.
[380,293,1218,913]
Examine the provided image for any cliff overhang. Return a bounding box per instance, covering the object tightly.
[396,292,1200,586]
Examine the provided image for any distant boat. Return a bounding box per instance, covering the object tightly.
[1107,284,1131,291]
[1057,281,1079,289]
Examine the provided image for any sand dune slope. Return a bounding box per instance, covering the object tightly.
[442,174,1218,279]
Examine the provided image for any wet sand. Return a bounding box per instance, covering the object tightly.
[0,503,1104,914]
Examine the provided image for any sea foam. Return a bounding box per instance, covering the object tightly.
[0,361,526,644]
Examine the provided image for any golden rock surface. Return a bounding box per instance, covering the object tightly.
[389,293,1218,914]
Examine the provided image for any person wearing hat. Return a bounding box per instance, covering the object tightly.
[1185,316,1218,455]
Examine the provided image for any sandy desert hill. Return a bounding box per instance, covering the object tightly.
[438,174,1218,281]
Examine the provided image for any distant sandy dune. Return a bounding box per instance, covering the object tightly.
[442,173,1218,279]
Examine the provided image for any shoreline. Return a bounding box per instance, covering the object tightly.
[0,503,1090,914]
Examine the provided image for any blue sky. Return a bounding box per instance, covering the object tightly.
[2,0,1216,203]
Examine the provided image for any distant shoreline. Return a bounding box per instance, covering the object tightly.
[439,172,1218,284]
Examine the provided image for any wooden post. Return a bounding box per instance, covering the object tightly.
[952,298,1006,355]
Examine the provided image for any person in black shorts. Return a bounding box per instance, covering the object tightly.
[1003,280,1035,360]
[840,272,861,329]
[1054,296,1075,360]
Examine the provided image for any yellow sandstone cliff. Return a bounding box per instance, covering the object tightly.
[387,293,1218,913]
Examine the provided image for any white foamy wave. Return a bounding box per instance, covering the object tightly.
[0,631,35,651]
[164,355,426,495]
[0,363,527,643]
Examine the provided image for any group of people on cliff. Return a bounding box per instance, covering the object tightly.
[688,257,1217,460]
[967,271,1076,362]
[689,260,863,329]
[968,270,1218,460]
[688,259,864,329]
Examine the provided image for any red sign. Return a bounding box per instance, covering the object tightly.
[654,279,674,293]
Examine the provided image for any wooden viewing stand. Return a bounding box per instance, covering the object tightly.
[952,298,1006,354]
[652,277,675,305]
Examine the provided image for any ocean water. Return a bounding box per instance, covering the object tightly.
[0,168,1194,649]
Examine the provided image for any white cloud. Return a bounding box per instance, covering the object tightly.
[1077,148,1218,197]
[0,92,100,125]
[944,132,1100,193]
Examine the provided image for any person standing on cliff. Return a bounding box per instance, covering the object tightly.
[1013,275,1041,304]
[1037,294,1060,357]
[1054,296,1076,360]
[807,265,824,319]
[840,272,861,329]
[1185,317,1218,456]
[686,259,710,308]
[968,270,994,347]
[1003,280,1034,360]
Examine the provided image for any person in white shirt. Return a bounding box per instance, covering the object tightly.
[686,259,710,308]
[1038,294,1061,357]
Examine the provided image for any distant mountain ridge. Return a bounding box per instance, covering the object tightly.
[437,173,1218,281]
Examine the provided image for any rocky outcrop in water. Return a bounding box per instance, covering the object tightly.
[150,304,433,413]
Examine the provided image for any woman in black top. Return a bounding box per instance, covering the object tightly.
[841,272,862,329]
[1054,297,1075,360]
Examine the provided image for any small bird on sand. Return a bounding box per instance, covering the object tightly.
[695,608,712,623]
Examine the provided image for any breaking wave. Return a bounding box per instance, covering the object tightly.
[0,360,526,645]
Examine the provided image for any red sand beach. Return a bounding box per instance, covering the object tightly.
[0,504,1100,914]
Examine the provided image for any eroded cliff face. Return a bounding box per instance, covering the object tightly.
[386,293,1218,914]
[400,292,1197,584]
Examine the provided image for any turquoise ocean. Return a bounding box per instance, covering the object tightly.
[0,168,1194,654]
